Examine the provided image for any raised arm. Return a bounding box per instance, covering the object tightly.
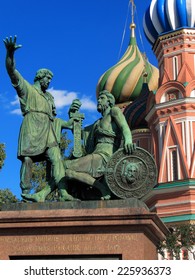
[111,106,136,154]
[3,35,22,86]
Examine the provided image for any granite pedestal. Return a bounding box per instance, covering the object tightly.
[0,199,168,260]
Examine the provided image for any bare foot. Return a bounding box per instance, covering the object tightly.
[21,193,45,202]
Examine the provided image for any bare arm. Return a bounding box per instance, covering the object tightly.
[3,35,22,86]
[59,117,83,130]
[111,106,136,154]
[60,118,74,130]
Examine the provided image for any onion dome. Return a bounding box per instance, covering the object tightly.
[123,73,151,130]
[96,23,159,106]
[144,0,195,45]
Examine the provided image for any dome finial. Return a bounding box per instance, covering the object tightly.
[130,0,136,37]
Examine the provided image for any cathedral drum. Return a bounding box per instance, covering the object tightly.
[105,147,157,199]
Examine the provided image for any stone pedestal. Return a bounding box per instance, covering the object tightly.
[0,199,168,260]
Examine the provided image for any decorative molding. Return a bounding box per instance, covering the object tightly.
[169,116,189,177]
[146,98,195,123]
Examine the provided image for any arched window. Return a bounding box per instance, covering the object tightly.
[168,147,180,181]
[173,56,179,80]
[171,150,178,181]
[160,89,182,103]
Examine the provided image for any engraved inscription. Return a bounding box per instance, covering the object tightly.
[0,234,139,254]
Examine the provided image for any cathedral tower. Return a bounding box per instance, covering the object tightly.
[143,0,195,224]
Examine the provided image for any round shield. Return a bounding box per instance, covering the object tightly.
[105,147,157,199]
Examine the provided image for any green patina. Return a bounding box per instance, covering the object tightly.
[4,35,78,202]
[17,88,138,202]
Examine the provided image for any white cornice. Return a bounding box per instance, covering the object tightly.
[143,184,195,203]
[153,28,195,53]
[146,98,195,122]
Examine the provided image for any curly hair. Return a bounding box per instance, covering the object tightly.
[98,90,115,107]
[34,68,53,82]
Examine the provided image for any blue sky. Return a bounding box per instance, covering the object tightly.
[0,0,156,199]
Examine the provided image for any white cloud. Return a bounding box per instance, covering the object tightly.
[80,97,97,111]
[10,95,19,106]
[10,109,22,115]
[49,88,97,111]
[9,95,21,115]
[48,88,78,109]
[9,88,97,115]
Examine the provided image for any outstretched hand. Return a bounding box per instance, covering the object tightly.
[3,35,22,53]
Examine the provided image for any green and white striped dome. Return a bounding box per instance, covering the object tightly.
[96,24,159,105]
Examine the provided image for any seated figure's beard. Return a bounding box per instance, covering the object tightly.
[97,104,108,113]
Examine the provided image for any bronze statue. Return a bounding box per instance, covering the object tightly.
[22,90,136,202]
[64,90,136,199]
[4,37,157,203]
[3,35,78,201]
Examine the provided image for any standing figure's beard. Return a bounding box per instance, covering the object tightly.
[40,81,50,92]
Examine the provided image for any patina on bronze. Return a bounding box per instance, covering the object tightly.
[105,147,157,199]
[4,36,157,203]
[68,99,84,158]
[3,35,78,201]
